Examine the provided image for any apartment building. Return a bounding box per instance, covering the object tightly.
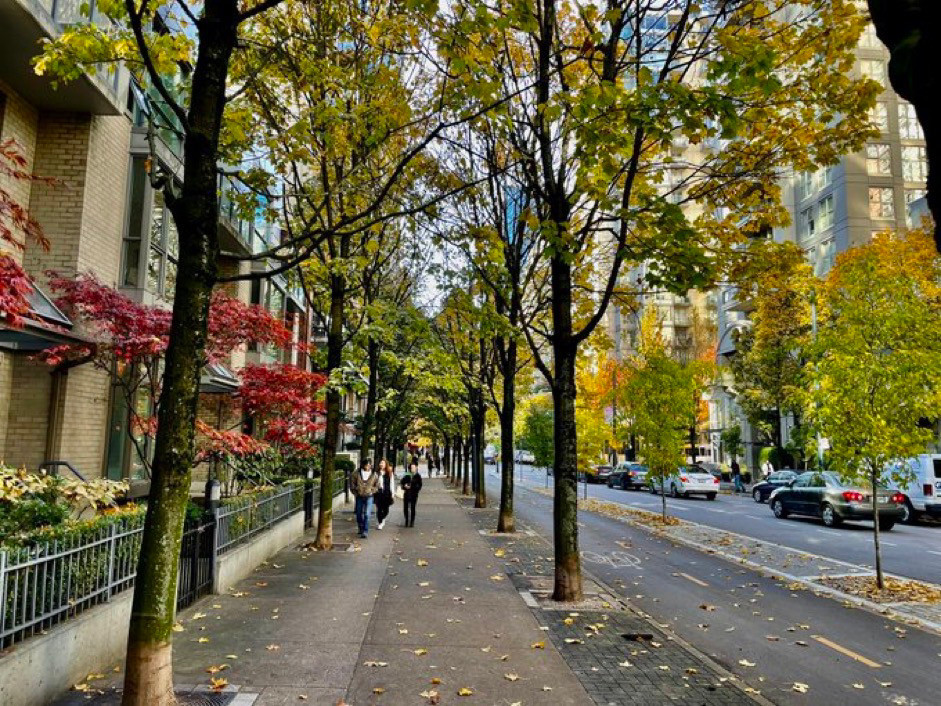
[0,0,312,481]
[708,20,928,468]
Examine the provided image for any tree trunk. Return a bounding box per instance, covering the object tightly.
[361,338,379,468]
[121,4,236,704]
[871,467,885,589]
[443,435,452,480]
[661,476,668,523]
[315,267,346,550]
[473,397,486,508]
[550,257,582,602]
[497,338,516,532]
[453,440,461,487]
[462,437,471,495]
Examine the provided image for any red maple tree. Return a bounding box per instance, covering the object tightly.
[42,274,301,475]
[0,138,54,328]
[239,363,327,452]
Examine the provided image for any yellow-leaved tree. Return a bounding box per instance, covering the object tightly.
[626,310,707,522]
[806,229,941,589]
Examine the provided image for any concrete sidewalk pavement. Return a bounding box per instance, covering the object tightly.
[55,478,589,705]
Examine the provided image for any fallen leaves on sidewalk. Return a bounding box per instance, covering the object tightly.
[530,641,545,649]
[419,689,440,704]
[363,661,388,667]
[457,687,474,696]
[817,575,941,604]
[417,559,429,567]
[205,664,229,674]
[266,644,280,651]
[209,677,228,692]
[504,673,519,681]
[792,682,809,693]
[738,659,756,667]
[413,648,428,656]
[373,687,386,695]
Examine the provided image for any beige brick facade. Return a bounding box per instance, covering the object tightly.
[1,76,130,476]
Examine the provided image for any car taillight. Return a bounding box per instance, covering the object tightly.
[713,477,720,484]
[680,476,688,483]
[925,484,934,497]
[842,491,863,502]
[891,493,905,504]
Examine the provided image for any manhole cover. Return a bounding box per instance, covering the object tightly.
[177,693,239,706]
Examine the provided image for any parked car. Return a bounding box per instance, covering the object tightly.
[697,462,722,480]
[885,454,941,523]
[750,470,799,503]
[587,465,613,484]
[769,471,905,530]
[484,446,497,464]
[650,466,719,500]
[608,462,648,490]
[515,449,535,465]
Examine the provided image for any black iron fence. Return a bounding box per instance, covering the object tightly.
[1,479,343,651]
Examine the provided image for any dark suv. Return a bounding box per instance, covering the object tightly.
[608,463,648,490]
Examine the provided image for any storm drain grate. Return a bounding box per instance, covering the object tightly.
[176,693,239,706]
[621,632,654,642]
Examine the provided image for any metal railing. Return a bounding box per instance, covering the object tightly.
[0,479,344,650]
[215,483,306,555]
[0,514,144,649]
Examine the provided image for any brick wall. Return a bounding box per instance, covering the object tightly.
[1,357,52,469]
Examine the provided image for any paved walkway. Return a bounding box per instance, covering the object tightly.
[57,479,589,705]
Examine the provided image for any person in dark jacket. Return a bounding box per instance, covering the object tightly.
[374,459,396,530]
[401,463,423,527]
[351,461,379,538]
[731,459,745,494]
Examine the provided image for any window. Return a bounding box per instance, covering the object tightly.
[869,103,888,133]
[869,187,895,219]
[906,188,927,227]
[818,239,835,275]
[898,103,924,140]
[797,171,814,200]
[902,145,927,183]
[799,207,815,242]
[860,59,885,84]
[859,23,881,49]
[817,195,834,232]
[146,191,179,300]
[866,143,891,176]
[122,156,147,287]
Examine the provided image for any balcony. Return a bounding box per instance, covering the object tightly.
[0,0,127,114]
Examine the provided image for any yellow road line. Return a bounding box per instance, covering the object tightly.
[812,635,882,668]
[678,572,709,587]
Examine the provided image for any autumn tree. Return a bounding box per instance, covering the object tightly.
[442,0,876,600]
[626,310,704,522]
[867,1,940,249]
[805,229,941,589]
[728,241,814,467]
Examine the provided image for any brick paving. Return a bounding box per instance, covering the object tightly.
[456,495,760,705]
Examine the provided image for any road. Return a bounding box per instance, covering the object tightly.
[488,463,941,585]
[484,468,941,705]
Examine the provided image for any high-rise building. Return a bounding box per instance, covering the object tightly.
[709,19,928,469]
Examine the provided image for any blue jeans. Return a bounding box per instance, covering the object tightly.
[355,495,373,535]
[733,475,746,493]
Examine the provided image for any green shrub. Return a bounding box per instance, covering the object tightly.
[334,457,355,476]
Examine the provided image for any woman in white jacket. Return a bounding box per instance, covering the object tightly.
[374,459,396,530]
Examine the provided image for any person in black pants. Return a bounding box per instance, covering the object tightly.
[374,459,395,530]
[401,463,423,527]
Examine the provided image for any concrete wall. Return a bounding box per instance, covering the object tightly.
[0,592,133,706]
[213,510,305,593]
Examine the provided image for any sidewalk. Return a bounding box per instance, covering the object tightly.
[56,479,589,705]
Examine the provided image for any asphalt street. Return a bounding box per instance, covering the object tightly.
[490,463,941,586]
[484,467,941,705]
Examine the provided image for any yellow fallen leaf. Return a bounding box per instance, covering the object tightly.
[172,623,184,632]
[209,677,228,692]
[192,612,207,620]
[531,641,545,649]
[373,687,386,695]
[658,665,670,671]
[363,661,388,667]
[494,549,506,558]
[266,644,280,651]
[414,648,428,656]
[197,637,210,643]
[417,559,429,567]
[490,574,505,581]
[853,683,865,690]
[457,687,474,696]
[685,668,699,675]
[205,665,229,674]
[564,638,584,644]
[793,683,809,693]
[619,660,632,668]
[504,673,519,681]
[738,659,756,667]
[431,677,442,684]
[563,617,574,626]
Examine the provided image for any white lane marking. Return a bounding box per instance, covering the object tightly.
[880,541,898,547]
[927,550,941,557]
[700,508,728,514]
[677,572,709,587]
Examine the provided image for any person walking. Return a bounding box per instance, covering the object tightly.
[401,462,423,527]
[374,459,395,530]
[351,460,379,538]
[731,458,745,494]
[761,458,774,479]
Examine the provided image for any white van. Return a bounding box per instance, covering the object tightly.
[888,454,941,523]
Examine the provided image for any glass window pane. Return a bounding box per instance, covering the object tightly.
[866,143,891,176]
[122,239,141,288]
[164,260,177,301]
[150,191,166,251]
[147,246,162,293]
[166,215,179,260]
[869,187,895,219]
[898,103,924,140]
[902,145,927,183]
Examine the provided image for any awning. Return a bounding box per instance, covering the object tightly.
[0,283,90,352]
[200,361,240,394]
